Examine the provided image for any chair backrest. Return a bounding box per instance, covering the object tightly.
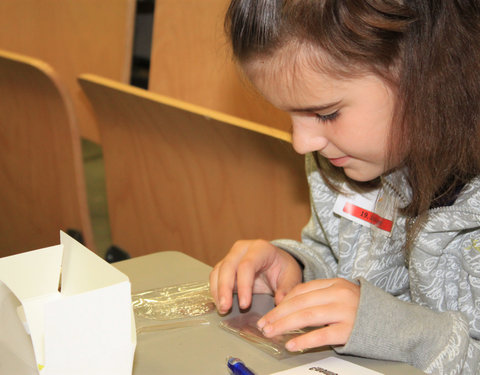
[149,0,292,133]
[0,50,94,256]
[79,74,310,266]
[0,0,136,143]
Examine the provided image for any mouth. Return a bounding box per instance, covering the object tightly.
[328,156,350,167]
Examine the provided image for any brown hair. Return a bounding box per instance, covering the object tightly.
[225,0,480,221]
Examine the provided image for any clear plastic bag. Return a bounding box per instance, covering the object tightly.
[132,281,215,321]
[219,312,305,359]
[136,319,210,334]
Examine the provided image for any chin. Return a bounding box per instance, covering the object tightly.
[344,168,382,183]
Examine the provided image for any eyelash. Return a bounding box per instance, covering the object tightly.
[315,111,340,123]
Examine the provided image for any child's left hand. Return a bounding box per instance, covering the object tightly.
[256,278,360,351]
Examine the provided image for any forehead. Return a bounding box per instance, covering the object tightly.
[242,44,396,113]
[242,44,355,110]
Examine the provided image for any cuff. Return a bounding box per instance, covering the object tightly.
[334,278,454,371]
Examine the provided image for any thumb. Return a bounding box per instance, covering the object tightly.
[273,271,301,305]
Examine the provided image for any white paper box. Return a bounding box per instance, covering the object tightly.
[0,231,136,375]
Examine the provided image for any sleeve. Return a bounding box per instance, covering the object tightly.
[272,153,339,281]
[335,278,480,375]
[272,213,338,281]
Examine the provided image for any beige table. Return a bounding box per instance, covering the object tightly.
[115,251,425,375]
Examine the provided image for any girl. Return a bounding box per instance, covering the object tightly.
[209,0,480,374]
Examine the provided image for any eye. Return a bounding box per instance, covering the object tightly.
[315,110,340,123]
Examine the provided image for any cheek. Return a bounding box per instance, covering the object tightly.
[335,116,391,162]
[349,109,391,144]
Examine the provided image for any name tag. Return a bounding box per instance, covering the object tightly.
[333,188,393,233]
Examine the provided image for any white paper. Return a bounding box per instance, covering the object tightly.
[269,357,383,375]
[333,188,380,229]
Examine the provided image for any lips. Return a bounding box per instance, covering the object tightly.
[328,156,350,167]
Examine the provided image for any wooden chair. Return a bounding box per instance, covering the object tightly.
[79,74,310,266]
[0,50,95,256]
[0,0,136,143]
[149,0,292,133]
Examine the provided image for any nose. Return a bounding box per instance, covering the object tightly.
[290,117,329,154]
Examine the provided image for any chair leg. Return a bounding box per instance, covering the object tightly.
[105,245,131,263]
[66,228,84,245]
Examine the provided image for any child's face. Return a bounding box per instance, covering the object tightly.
[245,55,400,182]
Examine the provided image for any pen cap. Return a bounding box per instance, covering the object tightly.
[227,357,256,375]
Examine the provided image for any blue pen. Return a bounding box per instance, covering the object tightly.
[227,357,256,375]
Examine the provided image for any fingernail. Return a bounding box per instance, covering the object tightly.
[285,341,296,351]
[219,297,226,311]
[262,324,273,335]
[239,297,247,309]
[257,318,265,329]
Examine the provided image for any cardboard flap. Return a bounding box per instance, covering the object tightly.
[0,282,37,375]
[0,246,63,300]
[60,232,129,296]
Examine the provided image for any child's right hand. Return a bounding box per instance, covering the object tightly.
[209,239,303,314]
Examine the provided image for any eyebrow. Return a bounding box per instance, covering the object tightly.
[285,100,342,113]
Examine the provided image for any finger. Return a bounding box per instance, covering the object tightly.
[259,282,359,333]
[214,240,255,313]
[280,278,338,303]
[209,262,231,311]
[211,262,235,314]
[273,278,299,305]
[273,256,303,305]
[261,285,342,328]
[209,264,219,305]
[215,260,240,313]
[235,240,277,308]
[285,324,353,352]
[235,258,256,309]
[261,302,343,338]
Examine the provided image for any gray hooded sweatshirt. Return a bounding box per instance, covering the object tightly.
[273,153,480,374]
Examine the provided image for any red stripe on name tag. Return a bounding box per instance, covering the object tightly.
[343,202,393,232]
